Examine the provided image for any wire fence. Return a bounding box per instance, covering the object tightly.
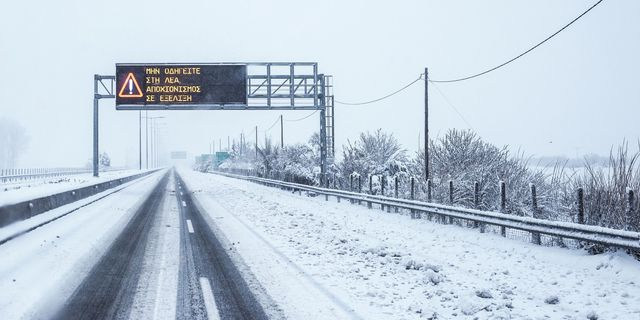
[214,167,638,253]
[0,167,127,184]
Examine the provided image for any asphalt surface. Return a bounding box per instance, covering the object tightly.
[175,172,269,320]
[52,170,269,319]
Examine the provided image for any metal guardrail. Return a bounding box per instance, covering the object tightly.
[214,171,640,251]
[0,167,127,183]
[0,169,160,228]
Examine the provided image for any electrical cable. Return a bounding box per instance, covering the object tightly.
[428,80,475,130]
[430,0,604,83]
[334,75,423,106]
[263,116,280,132]
[330,0,604,106]
[284,109,319,122]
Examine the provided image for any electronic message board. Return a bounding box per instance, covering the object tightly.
[115,64,247,109]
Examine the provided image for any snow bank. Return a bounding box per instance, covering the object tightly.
[180,169,640,319]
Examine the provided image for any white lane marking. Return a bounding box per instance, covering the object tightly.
[199,277,221,320]
[152,246,167,320]
[182,201,187,207]
[180,192,184,196]
[186,219,194,233]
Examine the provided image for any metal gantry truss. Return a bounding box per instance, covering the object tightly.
[324,75,335,160]
[247,63,320,110]
[93,75,116,177]
[92,62,334,183]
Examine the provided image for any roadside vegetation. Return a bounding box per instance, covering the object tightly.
[213,129,640,233]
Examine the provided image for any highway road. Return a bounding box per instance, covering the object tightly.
[0,169,270,320]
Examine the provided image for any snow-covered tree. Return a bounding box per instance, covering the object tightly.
[340,129,408,193]
[0,117,29,168]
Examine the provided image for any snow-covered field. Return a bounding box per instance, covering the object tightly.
[180,169,640,320]
[0,171,166,319]
[0,169,151,206]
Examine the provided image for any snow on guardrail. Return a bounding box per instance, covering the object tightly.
[214,171,640,251]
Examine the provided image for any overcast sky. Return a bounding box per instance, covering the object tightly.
[1,0,638,167]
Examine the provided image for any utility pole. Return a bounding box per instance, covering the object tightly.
[280,114,284,148]
[145,110,149,170]
[138,110,142,170]
[255,125,258,158]
[424,67,429,181]
[227,136,230,152]
[150,118,154,168]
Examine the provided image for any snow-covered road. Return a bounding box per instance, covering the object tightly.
[1,167,639,319]
[0,169,273,320]
[180,169,640,320]
[0,170,166,319]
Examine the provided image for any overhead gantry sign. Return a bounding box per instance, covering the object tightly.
[93,62,333,183]
[116,64,247,108]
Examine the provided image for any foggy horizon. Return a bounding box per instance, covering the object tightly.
[1,0,639,168]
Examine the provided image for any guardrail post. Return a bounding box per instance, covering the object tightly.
[577,187,585,224]
[380,176,385,211]
[368,176,373,209]
[500,181,507,236]
[530,184,541,245]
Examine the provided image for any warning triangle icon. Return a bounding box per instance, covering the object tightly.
[118,73,144,98]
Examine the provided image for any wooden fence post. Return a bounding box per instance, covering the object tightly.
[368,175,373,209]
[380,176,385,211]
[627,189,635,226]
[394,176,399,213]
[500,181,506,237]
[410,177,417,219]
[447,180,454,224]
[577,187,585,224]
[473,182,480,229]
[349,175,354,203]
[530,184,541,245]
[358,175,362,205]
[427,179,433,220]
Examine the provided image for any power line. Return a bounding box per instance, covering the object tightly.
[430,0,605,83]
[429,80,475,130]
[285,109,319,122]
[335,74,423,106]
[263,116,280,133]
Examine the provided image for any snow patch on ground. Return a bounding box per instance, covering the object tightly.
[0,169,152,206]
[180,170,640,319]
[0,171,164,319]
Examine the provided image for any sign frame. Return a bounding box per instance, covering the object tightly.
[114,62,322,111]
[115,63,248,110]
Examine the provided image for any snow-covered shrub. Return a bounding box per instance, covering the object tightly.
[544,295,560,304]
[340,129,409,194]
[410,129,546,216]
[475,289,493,299]
[568,142,640,231]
